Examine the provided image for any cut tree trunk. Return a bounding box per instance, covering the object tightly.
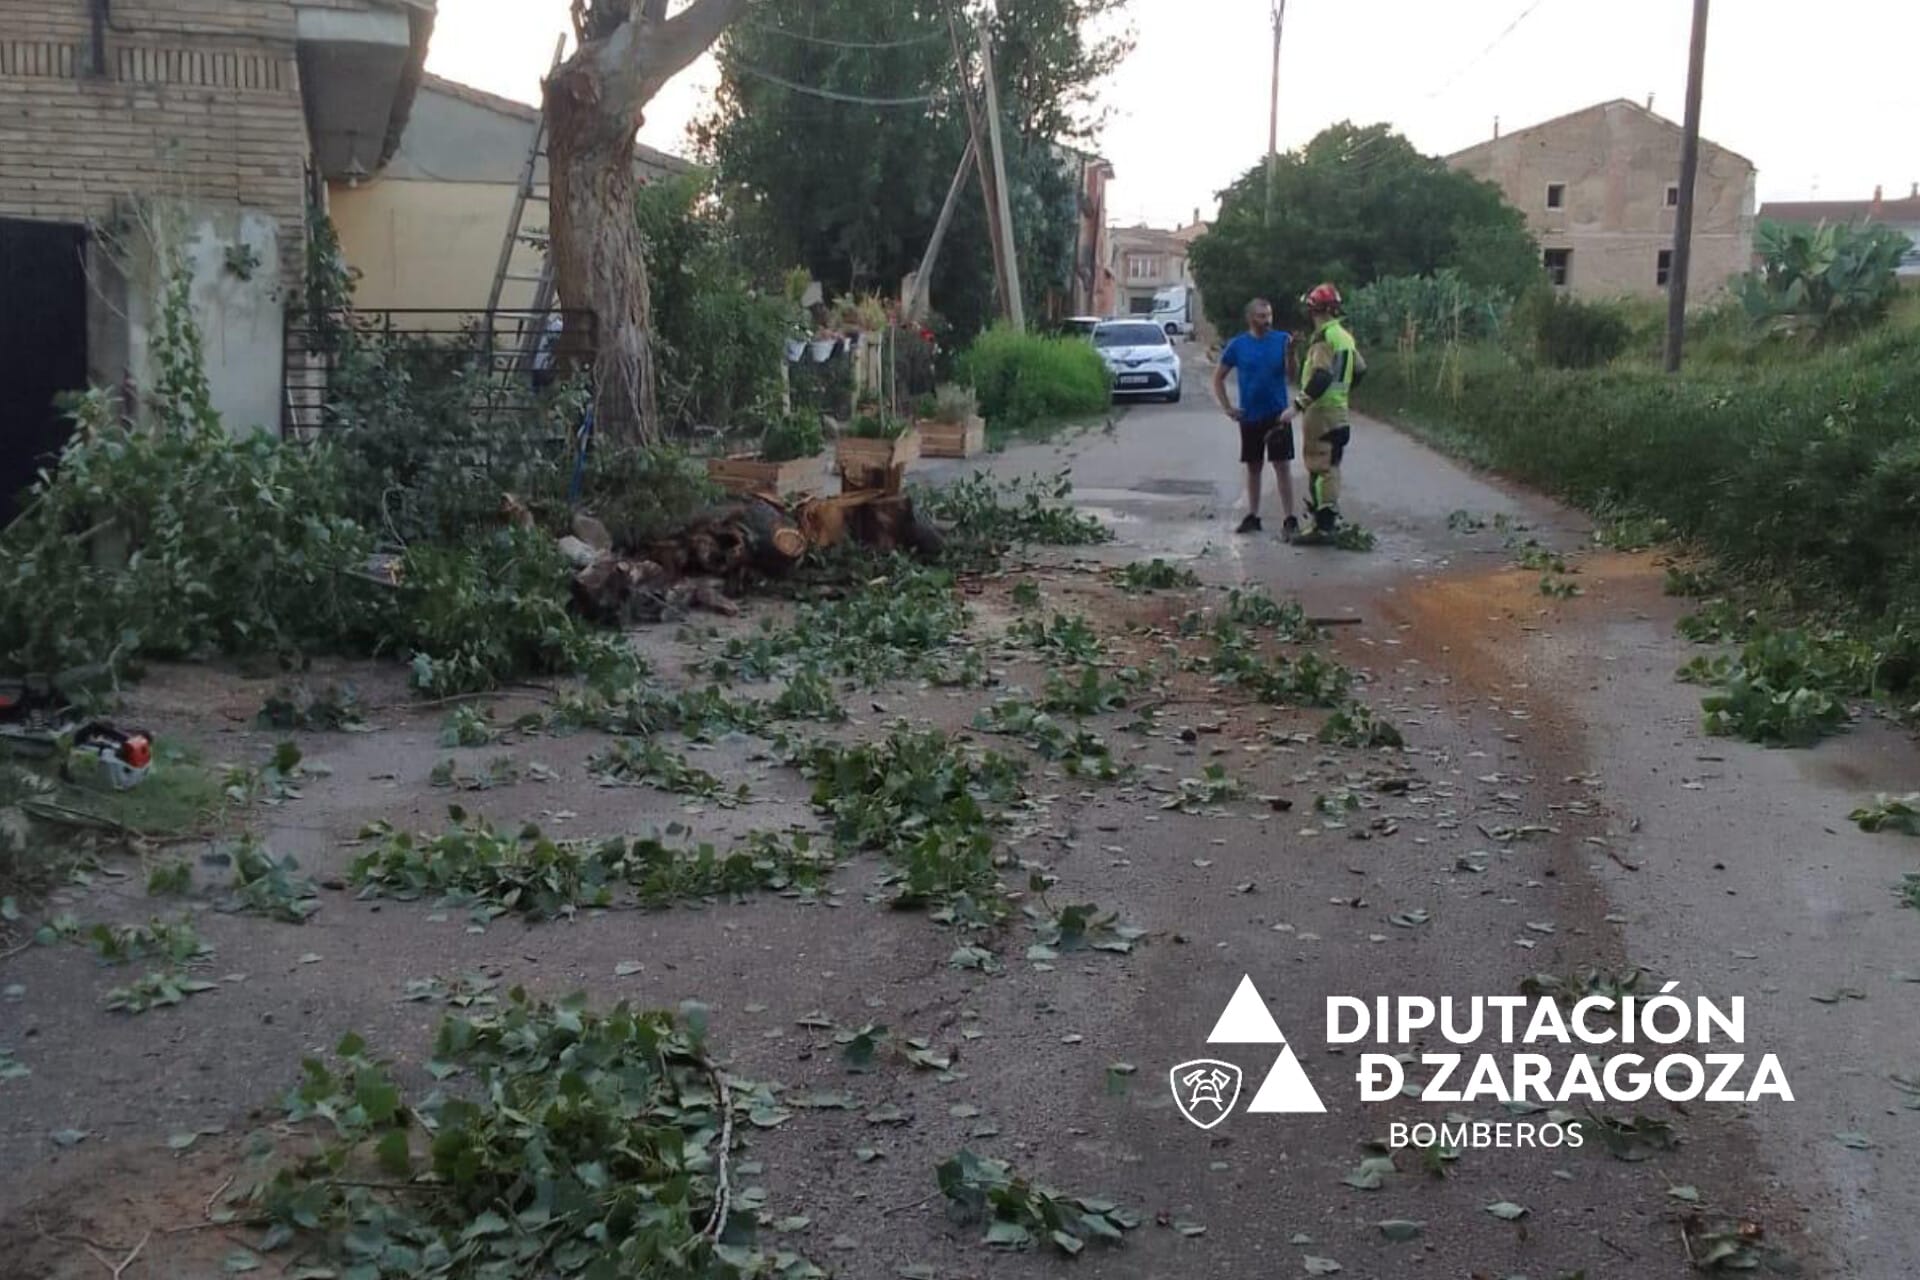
[541,0,747,447]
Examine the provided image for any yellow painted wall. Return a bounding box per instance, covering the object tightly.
[329,178,544,315]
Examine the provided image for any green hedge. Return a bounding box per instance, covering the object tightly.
[1365,325,1920,619]
[958,327,1111,435]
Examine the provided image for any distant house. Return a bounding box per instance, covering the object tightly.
[1757,186,1920,278]
[1106,223,1196,316]
[0,0,432,517]
[1447,99,1756,300]
[329,73,688,315]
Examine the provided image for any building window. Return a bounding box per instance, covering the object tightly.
[1665,183,1681,208]
[1544,248,1572,287]
[1126,254,1161,282]
[1657,248,1673,287]
[1545,183,1566,210]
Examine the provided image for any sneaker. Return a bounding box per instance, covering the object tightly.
[1235,514,1263,534]
[1281,516,1300,542]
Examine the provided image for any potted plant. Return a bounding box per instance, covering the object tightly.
[834,409,920,492]
[913,382,985,458]
[706,409,829,494]
[783,267,812,363]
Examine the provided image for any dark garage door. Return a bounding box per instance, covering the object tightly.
[0,218,89,525]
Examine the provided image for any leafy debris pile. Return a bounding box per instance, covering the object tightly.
[243,992,822,1279]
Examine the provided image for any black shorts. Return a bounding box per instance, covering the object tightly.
[1239,416,1294,464]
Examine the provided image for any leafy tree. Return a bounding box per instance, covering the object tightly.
[1188,123,1541,335]
[697,0,1130,337]
[545,0,747,445]
[634,172,791,430]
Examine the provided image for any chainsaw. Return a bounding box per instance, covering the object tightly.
[0,678,152,790]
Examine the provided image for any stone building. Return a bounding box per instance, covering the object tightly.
[0,0,431,516]
[1447,99,1756,300]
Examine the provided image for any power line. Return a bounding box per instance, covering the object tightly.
[729,60,943,106]
[747,22,947,51]
[1423,0,1557,100]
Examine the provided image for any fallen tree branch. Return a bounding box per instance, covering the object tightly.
[700,1058,734,1243]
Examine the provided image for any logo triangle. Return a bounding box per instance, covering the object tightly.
[1244,1045,1328,1114]
[1205,974,1286,1044]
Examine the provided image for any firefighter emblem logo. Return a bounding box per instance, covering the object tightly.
[1169,1059,1244,1130]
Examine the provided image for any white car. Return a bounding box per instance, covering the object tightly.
[1094,319,1182,402]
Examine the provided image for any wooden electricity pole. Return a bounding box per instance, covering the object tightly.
[1664,0,1710,373]
[906,138,977,322]
[1265,0,1287,226]
[977,12,1025,330]
[945,5,1011,321]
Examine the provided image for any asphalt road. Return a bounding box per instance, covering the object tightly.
[3,364,1914,1280]
[923,367,1920,1278]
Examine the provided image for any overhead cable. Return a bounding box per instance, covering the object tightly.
[747,23,947,50]
[730,60,943,106]
[1424,0,1557,100]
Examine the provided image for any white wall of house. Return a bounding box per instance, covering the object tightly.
[93,202,286,437]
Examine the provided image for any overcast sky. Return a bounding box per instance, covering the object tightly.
[427,0,1919,230]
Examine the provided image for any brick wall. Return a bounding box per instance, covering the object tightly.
[0,0,310,260]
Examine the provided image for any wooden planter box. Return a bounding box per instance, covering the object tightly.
[707,451,826,495]
[915,414,986,458]
[835,429,921,493]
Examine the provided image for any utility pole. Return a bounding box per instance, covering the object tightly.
[946,5,1011,322]
[1265,0,1287,226]
[906,138,977,322]
[977,12,1026,330]
[1664,0,1710,373]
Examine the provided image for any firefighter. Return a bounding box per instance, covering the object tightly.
[1280,282,1365,538]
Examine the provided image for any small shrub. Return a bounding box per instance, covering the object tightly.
[758,409,825,462]
[1524,293,1632,369]
[845,413,909,440]
[919,383,980,424]
[958,327,1111,433]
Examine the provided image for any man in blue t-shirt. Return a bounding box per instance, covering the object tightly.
[1211,297,1297,536]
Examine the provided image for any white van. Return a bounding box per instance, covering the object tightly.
[1150,284,1195,339]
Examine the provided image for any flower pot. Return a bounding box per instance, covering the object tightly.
[915,414,987,458]
[808,338,838,362]
[785,338,807,362]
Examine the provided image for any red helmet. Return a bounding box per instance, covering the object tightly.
[1303,283,1343,314]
